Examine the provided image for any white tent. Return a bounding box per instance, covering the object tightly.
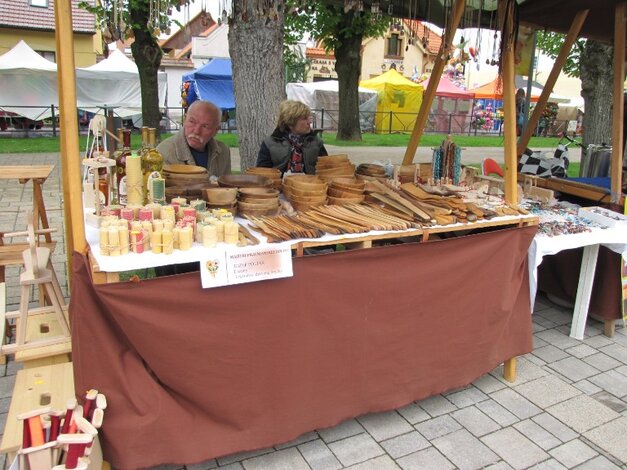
[76,49,168,117]
[0,41,168,121]
[0,40,59,120]
[286,80,378,131]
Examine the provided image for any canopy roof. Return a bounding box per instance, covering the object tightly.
[470,77,571,103]
[360,68,423,89]
[0,41,167,120]
[0,39,57,73]
[183,58,235,110]
[419,76,474,99]
[323,0,623,44]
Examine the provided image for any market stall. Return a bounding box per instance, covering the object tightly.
[37,0,625,468]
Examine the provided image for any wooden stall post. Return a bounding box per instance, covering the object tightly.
[402,0,466,166]
[517,10,589,156]
[54,0,87,283]
[611,3,625,203]
[502,46,517,204]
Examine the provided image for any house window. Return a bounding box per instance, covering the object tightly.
[36,50,55,62]
[386,34,403,58]
[30,0,48,6]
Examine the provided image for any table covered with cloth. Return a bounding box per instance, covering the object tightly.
[70,225,536,470]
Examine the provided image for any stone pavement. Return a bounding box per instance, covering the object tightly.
[1,150,625,470]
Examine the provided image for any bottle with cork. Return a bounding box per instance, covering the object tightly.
[113,128,132,205]
[141,128,164,204]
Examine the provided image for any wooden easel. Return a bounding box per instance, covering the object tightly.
[0,212,70,356]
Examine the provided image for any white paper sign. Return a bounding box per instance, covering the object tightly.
[199,250,229,288]
[225,245,293,286]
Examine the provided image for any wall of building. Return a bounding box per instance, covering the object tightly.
[0,29,97,66]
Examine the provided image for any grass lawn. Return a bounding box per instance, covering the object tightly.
[0,131,560,154]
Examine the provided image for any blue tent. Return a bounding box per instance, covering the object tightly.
[182,58,235,110]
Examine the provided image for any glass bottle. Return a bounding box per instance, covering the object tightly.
[114,129,132,206]
[141,128,164,204]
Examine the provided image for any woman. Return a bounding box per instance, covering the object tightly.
[256,100,327,174]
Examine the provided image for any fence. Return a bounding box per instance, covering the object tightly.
[1,104,571,138]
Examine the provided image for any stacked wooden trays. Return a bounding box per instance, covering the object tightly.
[165,182,213,202]
[282,175,327,212]
[205,187,238,214]
[315,154,355,182]
[355,163,388,182]
[237,187,280,217]
[327,177,366,205]
[162,164,209,187]
[245,167,282,190]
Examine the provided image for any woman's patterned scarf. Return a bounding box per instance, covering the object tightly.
[287,133,305,173]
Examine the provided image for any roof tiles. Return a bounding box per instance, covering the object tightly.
[0,0,96,34]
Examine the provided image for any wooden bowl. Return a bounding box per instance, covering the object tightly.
[205,187,238,204]
[238,187,279,199]
[246,167,281,176]
[329,177,366,190]
[316,164,355,176]
[238,206,280,217]
[218,174,273,188]
[287,193,328,204]
[289,200,324,213]
[162,164,208,175]
[317,154,349,165]
[284,175,327,192]
[206,201,238,216]
[238,199,280,211]
[283,185,327,198]
[328,195,363,205]
[164,174,210,187]
[328,188,364,199]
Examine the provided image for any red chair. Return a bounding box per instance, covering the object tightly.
[482,158,504,177]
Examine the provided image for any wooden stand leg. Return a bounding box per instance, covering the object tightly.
[503,358,517,383]
[604,319,615,338]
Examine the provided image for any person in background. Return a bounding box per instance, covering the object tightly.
[515,88,526,136]
[256,100,327,174]
[157,100,231,177]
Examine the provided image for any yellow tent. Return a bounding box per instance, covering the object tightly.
[360,69,424,133]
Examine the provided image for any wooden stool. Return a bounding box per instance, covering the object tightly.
[1,212,70,358]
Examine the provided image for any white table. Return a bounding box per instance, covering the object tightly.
[528,225,627,339]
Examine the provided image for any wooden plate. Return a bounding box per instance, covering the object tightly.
[238,187,280,199]
[205,188,238,204]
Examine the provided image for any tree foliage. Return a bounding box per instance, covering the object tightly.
[285,2,391,140]
[535,31,583,78]
[79,0,186,134]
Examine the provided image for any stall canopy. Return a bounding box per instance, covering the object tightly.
[76,49,168,117]
[286,80,378,131]
[360,69,424,133]
[419,76,474,133]
[0,41,168,120]
[0,40,59,120]
[182,58,235,110]
[470,76,571,104]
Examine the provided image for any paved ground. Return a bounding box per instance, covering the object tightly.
[1,150,625,470]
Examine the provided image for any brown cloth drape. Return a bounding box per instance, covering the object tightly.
[538,246,622,320]
[71,225,536,470]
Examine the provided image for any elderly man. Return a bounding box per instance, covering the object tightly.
[157,100,231,176]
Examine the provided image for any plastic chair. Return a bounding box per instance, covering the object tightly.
[482,158,504,177]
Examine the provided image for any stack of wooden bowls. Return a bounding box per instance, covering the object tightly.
[237,187,280,217]
[218,174,273,189]
[205,187,238,214]
[327,177,366,205]
[245,167,282,190]
[162,164,209,187]
[283,175,327,212]
[355,163,387,181]
[315,154,355,182]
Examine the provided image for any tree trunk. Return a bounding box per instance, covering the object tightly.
[229,0,286,172]
[579,40,613,149]
[130,3,163,137]
[334,12,363,142]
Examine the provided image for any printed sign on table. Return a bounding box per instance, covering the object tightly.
[225,245,293,286]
